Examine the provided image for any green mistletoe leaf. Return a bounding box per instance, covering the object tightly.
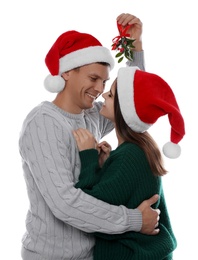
[115,52,123,58]
[112,36,136,63]
[118,56,124,63]
[124,49,133,61]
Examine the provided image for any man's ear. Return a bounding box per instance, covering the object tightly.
[61,71,70,80]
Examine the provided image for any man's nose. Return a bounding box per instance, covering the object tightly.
[94,81,105,94]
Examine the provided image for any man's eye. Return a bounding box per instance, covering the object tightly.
[90,77,97,81]
[108,94,112,97]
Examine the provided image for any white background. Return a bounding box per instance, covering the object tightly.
[1,0,197,259]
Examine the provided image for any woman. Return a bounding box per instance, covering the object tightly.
[73,66,185,260]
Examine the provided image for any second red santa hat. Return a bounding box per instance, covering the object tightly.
[117,66,185,159]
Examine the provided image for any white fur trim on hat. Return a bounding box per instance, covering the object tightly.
[59,46,115,73]
[117,66,152,133]
[44,46,115,93]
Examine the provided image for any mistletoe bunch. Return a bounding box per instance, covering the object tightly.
[111,22,136,63]
[112,37,135,63]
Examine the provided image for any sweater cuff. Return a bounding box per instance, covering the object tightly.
[126,51,145,71]
[79,149,98,168]
[127,208,142,232]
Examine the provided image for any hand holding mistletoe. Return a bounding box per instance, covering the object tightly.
[112,14,143,63]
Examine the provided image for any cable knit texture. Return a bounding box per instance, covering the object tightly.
[19,101,142,260]
[76,143,177,260]
[19,51,145,260]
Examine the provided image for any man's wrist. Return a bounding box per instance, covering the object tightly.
[126,208,142,232]
[133,39,143,52]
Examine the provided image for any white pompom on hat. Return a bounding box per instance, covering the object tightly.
[44,30,115,93]
[117,66,185,159]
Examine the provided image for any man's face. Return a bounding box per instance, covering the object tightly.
[63,63,110,113]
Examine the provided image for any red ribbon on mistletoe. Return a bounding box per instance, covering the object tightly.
[111,21,135,63]
[112,22,131,50]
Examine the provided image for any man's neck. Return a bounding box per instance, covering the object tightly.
[53,93,82,114]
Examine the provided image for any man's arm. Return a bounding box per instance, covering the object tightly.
[116,13,145,71]
[19,113,143,234]
[73,129,160,236]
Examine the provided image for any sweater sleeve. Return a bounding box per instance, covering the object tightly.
[77,150,139,205]
[19,113,142,234]
[75,149,102,189]
[76,144,153,238]
[77,144,177,259]
[126,51,145,71]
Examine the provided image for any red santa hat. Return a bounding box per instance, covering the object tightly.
[44,30,115,93]
[117,66,185,159]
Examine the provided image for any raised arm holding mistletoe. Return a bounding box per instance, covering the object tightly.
[114,13,143,63]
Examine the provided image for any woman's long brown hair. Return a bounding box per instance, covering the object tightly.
[114,82,167,176]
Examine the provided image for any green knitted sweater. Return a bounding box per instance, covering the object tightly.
[75,142,177,260]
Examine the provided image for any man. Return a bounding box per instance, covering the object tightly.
[19,13,160,260]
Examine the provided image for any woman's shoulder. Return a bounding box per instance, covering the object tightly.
[118,142,143,153]
[111,142,146,162]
